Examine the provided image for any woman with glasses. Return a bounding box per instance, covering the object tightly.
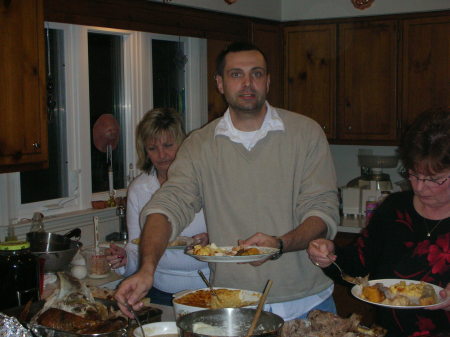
[308,108,449,336]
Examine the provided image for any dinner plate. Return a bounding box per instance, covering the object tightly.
[185,246,279,263]
[351,278,446,309]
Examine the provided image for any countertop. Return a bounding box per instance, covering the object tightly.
[337,216,365,234]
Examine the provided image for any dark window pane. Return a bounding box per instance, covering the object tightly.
[152,40,186,120]
[20,29,68,204]
[88,33,125,193]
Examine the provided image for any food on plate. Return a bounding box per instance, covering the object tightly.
[281,310,386,337]
[173,288,259,309]
[189,243,262,256]
[362,285,385,303]
[361,280,438,306]
[30,272,127,334]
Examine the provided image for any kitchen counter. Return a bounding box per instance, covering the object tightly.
[337,215,365,234]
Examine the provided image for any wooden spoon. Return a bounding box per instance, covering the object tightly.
[245,279,273,337]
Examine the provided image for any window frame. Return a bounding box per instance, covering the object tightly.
[0,22,207,224]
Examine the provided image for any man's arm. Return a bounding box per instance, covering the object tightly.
[114,213,171,317]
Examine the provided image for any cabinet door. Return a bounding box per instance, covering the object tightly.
[0,0,47,172]
[337,21,398,142]
[284,24,336,139]
[401,16,450,128]
[252,22,283,109]
[207,39,231,122]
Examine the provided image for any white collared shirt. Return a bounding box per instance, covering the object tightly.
[214,102,284,150]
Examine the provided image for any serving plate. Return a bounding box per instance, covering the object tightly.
[351,278,446,309]
[185,246,279,263]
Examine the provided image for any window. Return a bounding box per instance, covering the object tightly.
[1,23,207,222]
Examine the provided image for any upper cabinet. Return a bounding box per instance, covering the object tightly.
[284,24,336,139]
[337,20,398,142]
[401,15,450,128]
[0,0,48,173]
[251,22,283,109]
[284,13,449,144]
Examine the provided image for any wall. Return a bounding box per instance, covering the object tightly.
[330,145,404,188]
[160,0,450,21]
[281,0,450,21]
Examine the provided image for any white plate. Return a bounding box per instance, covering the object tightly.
[133,321,178,337]
[351,278,447,309]
[167,245,186,250]
[185,246,279,263]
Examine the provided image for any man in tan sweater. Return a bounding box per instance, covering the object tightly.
[116,42,339,320]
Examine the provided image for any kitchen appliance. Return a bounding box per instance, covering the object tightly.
[342,154,398,217]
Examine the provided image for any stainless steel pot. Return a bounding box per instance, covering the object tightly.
[26,228,82,273]
[177,308,284,337]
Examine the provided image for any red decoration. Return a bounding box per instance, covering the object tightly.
[351,0,374,10]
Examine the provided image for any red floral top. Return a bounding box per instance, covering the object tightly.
[335,191,450,337]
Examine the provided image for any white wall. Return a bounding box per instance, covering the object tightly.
[281,0,450,21]
[160,0,449,21]
[330,145,404,188]
[158,0,281,20]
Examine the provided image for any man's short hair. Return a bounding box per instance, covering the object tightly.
[215,41,268,77]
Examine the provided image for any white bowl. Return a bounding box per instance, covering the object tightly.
[172,287,261,320]
[133,321,178,337]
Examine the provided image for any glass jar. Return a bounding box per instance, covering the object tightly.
[0,241,40,310]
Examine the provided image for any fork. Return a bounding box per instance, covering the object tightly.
[326,254,361,285]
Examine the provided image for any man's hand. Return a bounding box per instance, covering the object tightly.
[114,270,153,318]
[238,232,280,266]
[307,238,335,268]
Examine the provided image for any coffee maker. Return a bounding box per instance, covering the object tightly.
[342,154,398,216]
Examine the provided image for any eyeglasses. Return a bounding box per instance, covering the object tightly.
[408,172,450,186]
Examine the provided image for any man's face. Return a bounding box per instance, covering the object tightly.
[216,50,270,115]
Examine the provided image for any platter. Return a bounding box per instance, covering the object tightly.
[185,246,279,263]
[351,279,446,309]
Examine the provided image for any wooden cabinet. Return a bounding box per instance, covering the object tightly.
[0,0,48,173]
[401,15,450,128]
[284,24,336,138]
[284,20,398,143]
[251,22,283,109]
[337,20,399,142]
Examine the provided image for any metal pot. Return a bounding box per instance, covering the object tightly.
[27,228,81,251]
[26,228,82,273]
[177,308,284,337]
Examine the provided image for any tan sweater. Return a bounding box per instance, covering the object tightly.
[142,108,339,303]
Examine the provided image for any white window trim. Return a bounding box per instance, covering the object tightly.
[0,23,207,235]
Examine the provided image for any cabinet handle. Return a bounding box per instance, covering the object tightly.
[322,125,327,130]
[32,142,41,150]
[347,126,352,131]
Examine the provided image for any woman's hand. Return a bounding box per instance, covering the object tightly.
[427,283,450,311]
[105,243,127,269]
[307,238,335,268]
[192,232,209,246]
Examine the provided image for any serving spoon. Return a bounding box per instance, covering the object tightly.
[325,254,365,285]
[245,279,273,337]
[123,302,145,337]
[198,270,222,304]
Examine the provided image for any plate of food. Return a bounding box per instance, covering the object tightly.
[351,279,446,309]
[185,243,279,263]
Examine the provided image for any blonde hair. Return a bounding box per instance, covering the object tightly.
[135,108,185,173]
